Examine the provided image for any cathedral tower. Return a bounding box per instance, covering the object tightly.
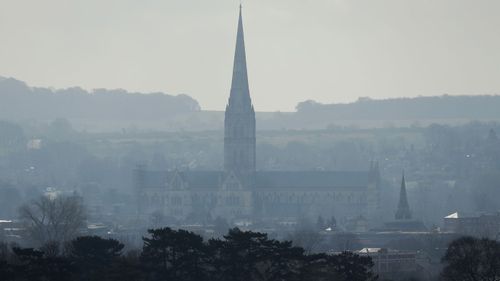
[224,6,256,180]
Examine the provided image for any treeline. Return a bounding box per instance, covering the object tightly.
[5,76,500,132]
[0,76,200,122]
[0,227,376,281]
[2,229,500,281]
[296,95,500,120]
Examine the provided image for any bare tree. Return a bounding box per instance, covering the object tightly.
[19,195,86,245]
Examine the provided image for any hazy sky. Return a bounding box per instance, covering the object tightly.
[1,0,499,111]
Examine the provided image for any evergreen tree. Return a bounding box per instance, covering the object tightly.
[441,237,500,281]
[12,247,73,281]
[141,227,209,281]
[330,251,376,281]
[209,228,272,281]
[68,236,124,281]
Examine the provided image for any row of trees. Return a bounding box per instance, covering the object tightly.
[0,227,376,281]
[0,77,200,122]
[2,226,500,281]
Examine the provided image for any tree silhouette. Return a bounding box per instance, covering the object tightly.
[330,251,376,281]
[299,253,341,281]
[441,236,500,281]
[68,236,124,281]
[141,227,209,281]
[210,228,274,281]
[12,247,73,281]
[0,228,380,281]
[0,260,15,281]
[19,195,86,246]
[261,239,304,281]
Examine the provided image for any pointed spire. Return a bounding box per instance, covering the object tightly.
[227,5,252,112]
[395,171,412,220]
[223,6,256,176]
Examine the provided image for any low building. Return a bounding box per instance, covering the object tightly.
[443,212,500,238]
[358,247,429,280]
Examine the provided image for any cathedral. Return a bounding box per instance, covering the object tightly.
[135,7,381,224]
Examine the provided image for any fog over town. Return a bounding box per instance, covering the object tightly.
[1,2,500,281]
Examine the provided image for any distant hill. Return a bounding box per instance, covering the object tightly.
[257,95,499,130]
[2,76,500,131]
[190,95,500,131]
[296,95,500,120]
[0,76,200,123]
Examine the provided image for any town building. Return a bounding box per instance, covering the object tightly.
[357,248,431,280]
[443,211,500,238]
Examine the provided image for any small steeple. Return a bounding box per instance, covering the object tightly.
[395,171,412,220]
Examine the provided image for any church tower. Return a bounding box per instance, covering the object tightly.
[224,6,256,181]
[395,172,412,220]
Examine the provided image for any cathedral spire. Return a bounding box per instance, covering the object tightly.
[395,172,412,220]
[224,6,256,177]
[227,5,252,111]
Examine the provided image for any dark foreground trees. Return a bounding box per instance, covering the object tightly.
[2,229,500,281]
[441,236,500,281]
[141,227,375,281]
[0,227,377,281]
[141,228,208,281]
[69,236,125,281]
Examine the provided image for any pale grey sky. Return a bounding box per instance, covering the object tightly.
[1,0,499,111]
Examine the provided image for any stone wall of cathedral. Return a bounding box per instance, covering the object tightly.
[137,186,379,223]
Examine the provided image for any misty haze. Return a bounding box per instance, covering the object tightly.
[1,1,500,281]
